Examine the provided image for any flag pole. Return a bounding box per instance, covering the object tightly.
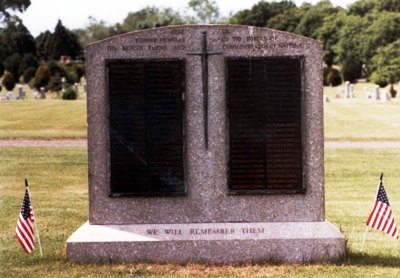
[360,173,383,252]
[25,179,43,257]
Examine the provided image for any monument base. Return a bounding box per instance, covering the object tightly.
[66,221,345,264]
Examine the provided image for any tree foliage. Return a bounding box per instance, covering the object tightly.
[122,7,183,31]
[35,31,53,61]
[294,1,342,38]
[33,64,51,90]
[74,17,117,47]
[3,0,400,89]
[4,53,22,80]
[348,0,377,16]
[370,39,400,88]
[0,20,35,61]
[267,8,301,33]
[335,14,369,82]
[49,20,82,60]
[0,0,30,21]
[230,0,296,27]
[19,53,38,76]
[187,0,220,23]
[2,71,16,91]
[378,0,400,12]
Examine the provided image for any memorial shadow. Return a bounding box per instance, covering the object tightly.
[344,252,400,268]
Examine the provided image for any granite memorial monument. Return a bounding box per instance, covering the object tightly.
[66,24,345,264]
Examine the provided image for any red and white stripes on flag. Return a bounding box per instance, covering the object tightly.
[366,181,398,239]
[16,188,35,254]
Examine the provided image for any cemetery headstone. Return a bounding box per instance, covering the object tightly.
[380,89,390,102]
[33,89,39,99]
[349,83,354,98]
[18,84,25,100]
[61,77,66,92]
[344,81,350,98]
[6,91,15,100]
[40,87,46,99]
[74,82,79,93]
[66,25,344,264]
[373,85,380,100]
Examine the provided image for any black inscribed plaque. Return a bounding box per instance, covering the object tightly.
[107,59,185,196]
[227,57,304,194]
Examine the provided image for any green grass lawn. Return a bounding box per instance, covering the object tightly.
[1,82,399,141]
[0,100,87,139]
[1,147,400,277]
[324,99,400,141]
[323,82,400,141]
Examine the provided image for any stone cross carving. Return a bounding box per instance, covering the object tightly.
[187,31,222,149]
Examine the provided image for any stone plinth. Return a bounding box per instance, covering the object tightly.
[67,221,344,264]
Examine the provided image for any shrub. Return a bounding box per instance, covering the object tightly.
[340,60,362,83]
[48,75,62,92]
[19,54,39,77]
[4,53,22,80]
[370,72,389,88]
[72,63,85,81]
[323,67,342,86]
[389,86,397,98]
[48,61,77,85]
[62,87,78,100]
[2,72,16,91]
[33,64,51,89]
[23,67,37,83]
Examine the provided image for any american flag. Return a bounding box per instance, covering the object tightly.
[16,188,35,254]
[366,181,398,239]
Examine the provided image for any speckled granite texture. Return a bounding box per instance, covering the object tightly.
[85,25,325,225]
[67,25,344,264]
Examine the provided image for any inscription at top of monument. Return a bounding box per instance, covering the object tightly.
[105,28,303,53]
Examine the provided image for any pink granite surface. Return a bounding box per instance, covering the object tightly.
[86,25,324,225]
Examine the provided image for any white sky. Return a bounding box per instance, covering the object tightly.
[17,0,355,37]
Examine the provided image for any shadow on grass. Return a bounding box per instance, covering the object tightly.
[344,251,400,268]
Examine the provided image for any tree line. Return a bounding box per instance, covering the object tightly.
[1,0,400,95]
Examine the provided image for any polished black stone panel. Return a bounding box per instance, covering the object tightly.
[107,59,185,196]
[227,57,304,194]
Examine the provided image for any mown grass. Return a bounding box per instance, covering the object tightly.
[1,82,399,141]
[324,99,400,141]
[1,147,400,277]
[323,82,400,141]
[0,100,87,139]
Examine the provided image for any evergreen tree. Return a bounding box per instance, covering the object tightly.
[0,20,36,61]
[19,53,39,76]
[35,31,53,61]
[0,0,30,22]
[2,72,16,91]
[49,20,83,60]
[4,53,22,80]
